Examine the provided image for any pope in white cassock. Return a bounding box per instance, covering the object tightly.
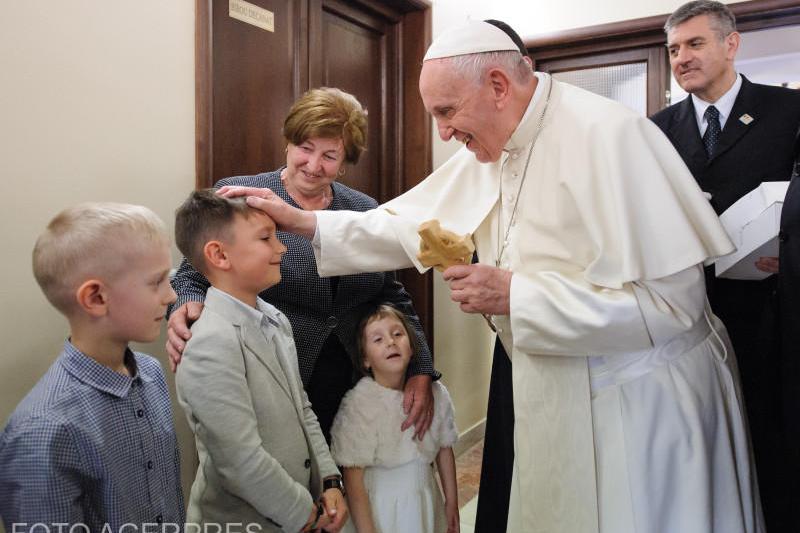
[223,20,764,533]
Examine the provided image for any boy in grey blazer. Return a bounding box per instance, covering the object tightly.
[174,190,348,532]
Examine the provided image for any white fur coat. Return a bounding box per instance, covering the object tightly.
[330,378,458,468]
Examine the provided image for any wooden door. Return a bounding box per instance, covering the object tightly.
[197,0,307,182]
[307,0,398,202]
[196,0,434,342]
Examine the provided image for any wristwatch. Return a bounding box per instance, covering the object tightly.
[323,475,346,496]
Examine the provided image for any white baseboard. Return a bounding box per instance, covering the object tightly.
[454,418,486,458]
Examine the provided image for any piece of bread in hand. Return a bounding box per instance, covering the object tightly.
[417,219,475,272]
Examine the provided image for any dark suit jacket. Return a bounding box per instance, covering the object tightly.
[651,75,800,215]
[650,76,800,319]
[778,155,800,440]
[170,170,436,386]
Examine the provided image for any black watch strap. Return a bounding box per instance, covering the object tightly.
[309,501,324,530]
[323,476,346,496]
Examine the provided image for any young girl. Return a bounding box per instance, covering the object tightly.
[330,304,460,533]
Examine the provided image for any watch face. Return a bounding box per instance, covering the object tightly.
[324,477,345,495]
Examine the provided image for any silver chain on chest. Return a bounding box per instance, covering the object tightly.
[483,78,553,332]
[495,79,553,268]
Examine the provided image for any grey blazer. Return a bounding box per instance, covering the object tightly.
[176,287,339,532]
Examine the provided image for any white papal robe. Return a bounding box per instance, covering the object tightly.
[312,73,764,533]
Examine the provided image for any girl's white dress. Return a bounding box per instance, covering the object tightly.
[330,377,458,533]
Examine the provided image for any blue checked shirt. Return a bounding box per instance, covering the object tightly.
[0,341,185,532]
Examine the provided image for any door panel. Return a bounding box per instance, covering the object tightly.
[206,0,306,181]
[310,1,397,202]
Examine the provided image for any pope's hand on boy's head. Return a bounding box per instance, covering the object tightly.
[217,185,274,200]
[217,185,317,239]
[166,300,204,371]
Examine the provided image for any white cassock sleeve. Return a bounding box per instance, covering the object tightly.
[509,265,707,356]
[313,208,425,276]
[312,146,499,276]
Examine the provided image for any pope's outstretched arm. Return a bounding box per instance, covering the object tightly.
[219,184,422,275]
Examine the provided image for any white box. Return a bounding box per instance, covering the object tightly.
[714,181,788,280]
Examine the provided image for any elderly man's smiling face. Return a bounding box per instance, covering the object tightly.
[419,59,509,163]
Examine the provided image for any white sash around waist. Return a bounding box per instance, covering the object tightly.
[588,317,715,393]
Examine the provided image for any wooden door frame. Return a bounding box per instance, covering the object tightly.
[525,0,800,112]
[194,0,435,344]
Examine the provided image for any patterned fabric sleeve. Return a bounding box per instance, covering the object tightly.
[167,256,210,317]
[329,381,379,467]
[0,417,86,527]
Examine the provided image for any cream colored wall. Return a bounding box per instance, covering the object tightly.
[0,0,197,519]
[428,0,739,436]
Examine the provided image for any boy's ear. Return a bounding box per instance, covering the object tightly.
[75,279,108,317]
[203,240,231,270]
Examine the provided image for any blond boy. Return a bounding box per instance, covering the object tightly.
[173,190,347,533]
[0,203,185,532]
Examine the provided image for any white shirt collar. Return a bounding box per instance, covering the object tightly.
[691,73,742,133]
[208,286,281,331]
[505,72,550,153]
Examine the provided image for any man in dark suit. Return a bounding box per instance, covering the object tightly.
[774,137,800,526]
[651,2,800,530]
[753,134,800,530]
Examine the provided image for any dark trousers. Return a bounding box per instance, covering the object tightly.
[475,340,514,533]
[306,333,354,443]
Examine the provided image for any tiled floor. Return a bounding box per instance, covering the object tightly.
[455,439,483,533]
[456,439,483,506]
[459,496,479,533]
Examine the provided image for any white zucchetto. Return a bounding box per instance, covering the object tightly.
[423,20,520,61]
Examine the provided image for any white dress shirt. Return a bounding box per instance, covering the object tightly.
[692,73,742,135]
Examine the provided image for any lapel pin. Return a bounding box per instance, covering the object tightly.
[739,113,754,125]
